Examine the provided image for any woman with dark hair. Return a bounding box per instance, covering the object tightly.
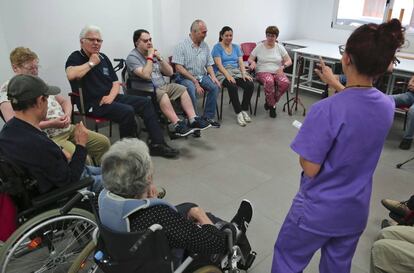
[212,26,254,126]
[248,26,292,118]
[271,19,405,273]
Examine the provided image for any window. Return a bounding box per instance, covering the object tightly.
[332,0,414,33]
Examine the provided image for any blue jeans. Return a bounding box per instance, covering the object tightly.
[391,91,414,139]
[82,165,103,192]
[175,74,219,119]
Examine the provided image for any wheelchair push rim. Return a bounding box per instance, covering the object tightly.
[0,209,96,273]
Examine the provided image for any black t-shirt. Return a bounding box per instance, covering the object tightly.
[65,50,118,110]
[0,118,87,193]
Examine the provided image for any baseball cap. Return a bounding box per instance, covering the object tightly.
[7,74,60,104]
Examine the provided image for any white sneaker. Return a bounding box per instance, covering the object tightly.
[237,112,246,127]
[241,111,251,123]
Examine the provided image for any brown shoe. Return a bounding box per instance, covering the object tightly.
[381,198,411,217]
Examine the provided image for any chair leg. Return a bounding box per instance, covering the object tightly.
[404,112,408,131]
[254,83,261,116]
[202,92,206,108]
[282,84,292,116]
[220,87,224,121]
[109,121,112,137]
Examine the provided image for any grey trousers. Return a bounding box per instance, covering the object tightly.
[370,225,414,273]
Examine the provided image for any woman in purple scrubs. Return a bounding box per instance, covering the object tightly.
[271,19,405,273]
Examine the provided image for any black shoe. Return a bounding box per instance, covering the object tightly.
[190,116,212,131]
[269,107,276,118]
[193,130,201,138]
[203,117,221,128]
[157,187,167,199]
[264,103,270,111]
[231,199,253,234]
[172,120,195,137]
[149,142,179,158]
[399,138,412,150]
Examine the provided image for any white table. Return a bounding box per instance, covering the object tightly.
[284,39,342,94]
[284,39,414,95]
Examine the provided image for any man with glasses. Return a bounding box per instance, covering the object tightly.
[172,19,221,133]
[126,29,211,137]
[0,47,110,165]
[66,25,179,158]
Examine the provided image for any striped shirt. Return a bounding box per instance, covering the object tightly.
[172,37,214,78]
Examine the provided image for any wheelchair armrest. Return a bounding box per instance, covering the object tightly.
[31,177,93,208]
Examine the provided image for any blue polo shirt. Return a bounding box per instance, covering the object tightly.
[65,50,118,110]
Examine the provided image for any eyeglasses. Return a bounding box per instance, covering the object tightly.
[338,45,345,55]
[83,37,103,43]
[140,38,152,43]
[266,33,277,38]
[20,62,40,71]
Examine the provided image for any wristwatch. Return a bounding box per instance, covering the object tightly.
[88,61,95,68]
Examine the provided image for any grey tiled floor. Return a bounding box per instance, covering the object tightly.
[104,89,413,273]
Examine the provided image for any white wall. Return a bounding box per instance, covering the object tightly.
[178,0,300,48]
[0,24,12,84]
[295,0,414,52]
[0,0,304,94]
[0,0,153,92]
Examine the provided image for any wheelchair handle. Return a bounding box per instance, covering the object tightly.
[59,189,94,215]
[129,224,162,253]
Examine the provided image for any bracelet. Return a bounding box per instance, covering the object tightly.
[147,57,154,62]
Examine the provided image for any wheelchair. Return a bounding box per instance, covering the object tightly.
[68,190,256,273]
[0,156,97,273]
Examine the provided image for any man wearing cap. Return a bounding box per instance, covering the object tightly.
[0,47,110,165]
[65,25,178,158]
[0,74,101,193]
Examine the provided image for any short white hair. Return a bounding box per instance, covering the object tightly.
[79,25,102,40]
[101,138,153,198]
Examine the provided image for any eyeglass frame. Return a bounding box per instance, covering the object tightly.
[140,37,152,43]
[338,45,345,55]
[83,37,103,44]
[19,61,40,71]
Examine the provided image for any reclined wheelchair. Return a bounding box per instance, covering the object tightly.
[67,190,257,273]
[0,155,97,273]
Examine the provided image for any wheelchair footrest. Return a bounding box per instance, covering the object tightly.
[238,251,256,270]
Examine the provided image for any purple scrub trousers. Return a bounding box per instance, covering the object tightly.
[271,214,361,273]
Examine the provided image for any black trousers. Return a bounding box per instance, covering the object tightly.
[91,94,164,143]
[222,78,254,114]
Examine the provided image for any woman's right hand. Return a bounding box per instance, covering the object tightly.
[188,207,213,225]
[226,75,236,84]
[249,62,256,71]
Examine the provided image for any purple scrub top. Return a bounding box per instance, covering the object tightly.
[289,88,395,236]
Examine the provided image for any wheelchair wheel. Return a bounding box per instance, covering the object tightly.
[67,240,99,273]
[0,208,96,273]
[193,265,223,273]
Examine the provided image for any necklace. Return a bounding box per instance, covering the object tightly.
[345,85,373,89]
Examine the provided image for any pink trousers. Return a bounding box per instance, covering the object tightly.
[256,72,290,107]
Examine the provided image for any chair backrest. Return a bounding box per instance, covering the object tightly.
[93,205,173,273]
[0,155,38,212]
[240,42,256,61]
